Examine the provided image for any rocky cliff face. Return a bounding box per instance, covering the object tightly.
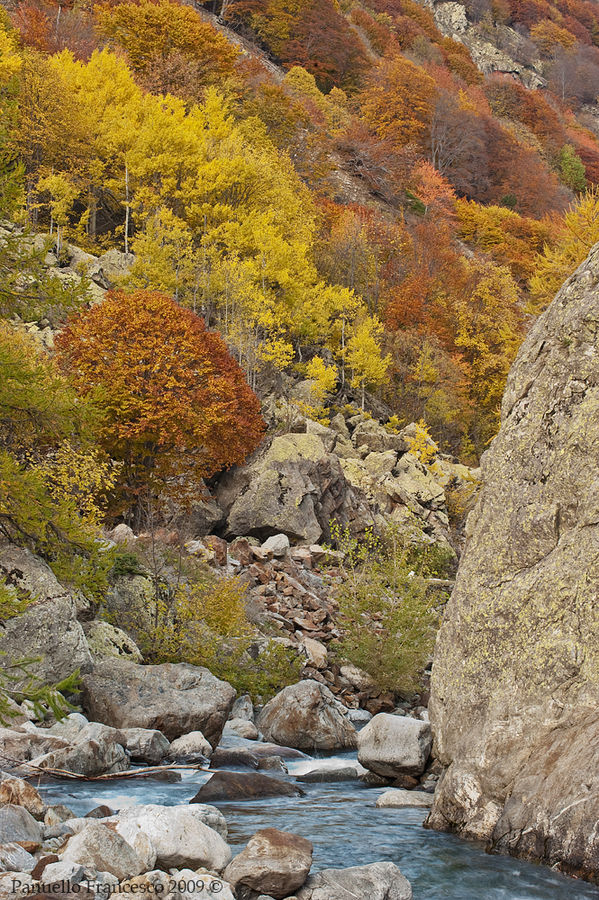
[427,244,599,881]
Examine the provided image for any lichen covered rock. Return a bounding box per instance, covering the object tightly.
[428,244,599,882]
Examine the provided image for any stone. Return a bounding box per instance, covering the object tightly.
[27,732,130,777]
[0,805,42,844]
[112,804,231,871]
[88,249,134,288]
[121,727,170,764]
[108,523,136,545]
[352,420,407,454]
[231,694,254,722]
[81,659,236,746]
[0,844,35,874]
[0,543,92,687]
[60,823,147,881]
[83,620,143,663]
[346,708,372,727]
[376,789,433,809]
[190,772,302,802]
[358,714,432,778]
[168,870,235,900]
[339,664,376,692]
[217,433,373,544]
[48,713,90,740]
[0,777,45,818]
[224,829,313,899]
[261,534,290,558]
[44,806,75,827]
[301,637,327,669]
[295,861,412,900]
[296,767,359,783]
[257,680,357,751]
[427,243,599,880]
[167,730,212,762]
[224,718,259,740]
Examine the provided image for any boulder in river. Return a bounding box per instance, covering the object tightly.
[427,243,599,880]
[60,822,147,881]
[112,804,231,871]
[81,659,236,745]
[167,730,212,762]
[257,680,357,751]
[295,861,413,899]
[121,727,170,764]
[191,771,303,802]
[358,714,431,777]
[0,805,42,844]
[224,828,313,899]
[376,789,433,808]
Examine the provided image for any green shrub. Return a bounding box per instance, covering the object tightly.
[331,523,450,694]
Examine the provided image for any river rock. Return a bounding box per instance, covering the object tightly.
[376,789,433,808]
[230,694,254,722]
[428,243,599,880]
[358,714,431,777]
[0,843,35,874]
[27,732,129,777]
[60,823,147,880]
[81,659,235,745]
[0,776,45,818]
[0,543,92,687]
[121,727,170,764]
[223,718,259,740]
[296,767,360,783]
[257,680,357,751]
[224,828,313,899]
[191,771,302,802]
[295,861,412,899]
[167,870,235,900]
[0,805,42,843]
[167,730,212,762]
[112,804,231,871]
[216,433,373,543]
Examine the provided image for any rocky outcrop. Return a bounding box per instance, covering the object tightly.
[216,432,373,543]
[257,680,357,751]
[81,659,236,745]
[0,543,92,687]
[428,245,599,881]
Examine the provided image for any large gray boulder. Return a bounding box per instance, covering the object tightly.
[216,433,373,543]
[81,659,235,745]
[428,244,599,881]
[0,543,92,687]
[224,828,313,899]
[295,861,412,899]
[60,822,147,881]
[358,714,432,778]
[112,804,231,871]
[257,680,357,751]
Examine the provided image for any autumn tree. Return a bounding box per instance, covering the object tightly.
[96,0,238,92]
[360,55,436,151]
[56,290,265,522]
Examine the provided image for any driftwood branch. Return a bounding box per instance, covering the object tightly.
[0,754,215,782]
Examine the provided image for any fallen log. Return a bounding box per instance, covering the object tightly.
[0,754,215,782]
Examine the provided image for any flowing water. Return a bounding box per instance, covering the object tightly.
[39,750,599,900]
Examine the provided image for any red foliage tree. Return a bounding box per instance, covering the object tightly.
[56,291,265,519]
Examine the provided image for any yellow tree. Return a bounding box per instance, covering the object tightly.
[345,315,390,409]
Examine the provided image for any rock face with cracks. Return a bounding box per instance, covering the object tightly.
[428,243,599,882]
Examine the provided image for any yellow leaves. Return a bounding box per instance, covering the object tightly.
[0,25,21,85]
[528,188,599,313]
[405,420,438,466]
[306,356,337,402]
[33,442,118,529]
[345,315,390,407]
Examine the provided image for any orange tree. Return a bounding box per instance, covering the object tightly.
[56,290,265,522]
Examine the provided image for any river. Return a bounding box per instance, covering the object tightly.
[38,750,599,899]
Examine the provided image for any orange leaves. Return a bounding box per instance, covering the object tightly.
[360,54,436,150]
[56,290,264,507]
